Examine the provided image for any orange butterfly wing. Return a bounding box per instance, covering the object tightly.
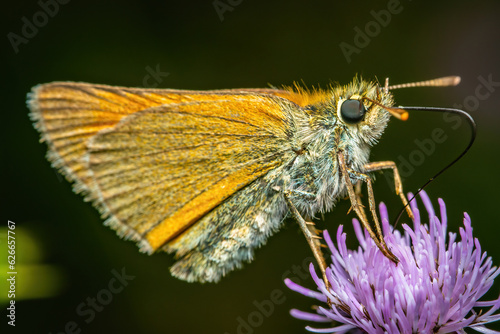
[28,83,290,197]
[29,82,300,253]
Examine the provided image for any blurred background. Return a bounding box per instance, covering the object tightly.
[3,0,500,333]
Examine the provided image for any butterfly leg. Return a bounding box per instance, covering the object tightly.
[352,181,369,223]
[363,161,414,220]
[338,152,399,263]
[279,189,328,283]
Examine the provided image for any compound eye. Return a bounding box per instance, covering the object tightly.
[340,99,366,124]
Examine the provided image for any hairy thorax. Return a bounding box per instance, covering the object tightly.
[282,119,372,218]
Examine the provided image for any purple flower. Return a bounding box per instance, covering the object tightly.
[286,191,500,333]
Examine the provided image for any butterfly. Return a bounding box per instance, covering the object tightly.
[28,76,460,282]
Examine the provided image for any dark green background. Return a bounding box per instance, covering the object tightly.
[4,0,500,333]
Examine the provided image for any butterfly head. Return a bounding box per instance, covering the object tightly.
[330,78,404,146]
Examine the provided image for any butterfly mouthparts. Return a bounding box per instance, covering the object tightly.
[387,107,409,121]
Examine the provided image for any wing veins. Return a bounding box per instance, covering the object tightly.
[91,140,234,161]
[156,108,263,129]
[107,130,278,138]
[140,147,289,237]
[57,85,123,107]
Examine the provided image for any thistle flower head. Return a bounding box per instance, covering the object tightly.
[286,192,500,333]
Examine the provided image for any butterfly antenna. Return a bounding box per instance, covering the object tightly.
[387,76,461,91]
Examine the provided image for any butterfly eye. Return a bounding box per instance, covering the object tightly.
[340,99,366,124]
